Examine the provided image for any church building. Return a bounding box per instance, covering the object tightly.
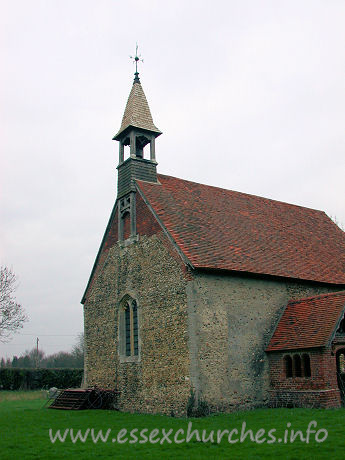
[82,66,345,415]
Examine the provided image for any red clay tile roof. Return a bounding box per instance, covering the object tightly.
[266,291,345,351]
[136,174,345,284]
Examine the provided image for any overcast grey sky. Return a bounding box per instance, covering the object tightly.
[1,0,344,359]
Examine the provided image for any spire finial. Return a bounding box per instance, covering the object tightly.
[130,43,144,83]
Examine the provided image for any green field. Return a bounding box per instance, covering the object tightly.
[0,391,344,459]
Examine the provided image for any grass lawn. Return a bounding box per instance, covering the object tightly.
[0,391,344,459]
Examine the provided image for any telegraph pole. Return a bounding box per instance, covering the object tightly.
[36,337,39,368]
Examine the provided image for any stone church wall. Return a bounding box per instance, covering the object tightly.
[84,228,191,415]
[186,271,341,412]
[84,191,344,415]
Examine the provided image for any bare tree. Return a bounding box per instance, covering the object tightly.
[72,332,84,367]
[0,266,28,342]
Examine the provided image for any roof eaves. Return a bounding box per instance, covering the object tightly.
[113,123,162,141]
[265,291,345,352]
[266,344,325,353]
[194,266,345,287]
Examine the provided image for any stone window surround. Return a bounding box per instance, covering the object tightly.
[118,294,141,363]
[118,192,137,244]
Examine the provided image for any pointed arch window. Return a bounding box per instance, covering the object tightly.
[120,296,140,360]
[124,303,131,356]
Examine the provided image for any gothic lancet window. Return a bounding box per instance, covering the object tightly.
[125,303,131,356]
[120,296,139,359]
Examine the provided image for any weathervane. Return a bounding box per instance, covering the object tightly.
[130,43,143,83]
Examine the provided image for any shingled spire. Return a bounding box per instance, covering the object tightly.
[114,51,161,241]
[114,67,161,200]
[114,77,161,141]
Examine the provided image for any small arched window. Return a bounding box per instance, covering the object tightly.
[302,354,311,377]
[293,354,302,377]
[284,355,293,378]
